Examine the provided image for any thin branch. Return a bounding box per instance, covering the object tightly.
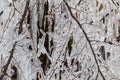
[90,40,120,47]
[0,8,15,42]
[0,41,17,79]
[63,0,105,80]
[18,0,30,34]
[77,0,83,6]
[111,0,120,13]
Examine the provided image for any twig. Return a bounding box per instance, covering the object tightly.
[0,11,3,16]
[90,40,120,47]
[77,0,82,6]
[111,0,120,13]
[0,41,17,79]
[0,8,15,42]
[63,0,105,80]
[18,0,30,34]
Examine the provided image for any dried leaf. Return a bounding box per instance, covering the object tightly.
[99,3,103,11]
[96,0,99,6]
[75,12,80,19]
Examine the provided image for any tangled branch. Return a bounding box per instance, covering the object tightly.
[63,0,105,80]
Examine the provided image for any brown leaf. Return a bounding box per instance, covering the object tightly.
[99,3,103,11]
[75,12,80,19]
[96,0,99,6]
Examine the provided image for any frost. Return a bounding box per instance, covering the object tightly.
[0,0,120,80]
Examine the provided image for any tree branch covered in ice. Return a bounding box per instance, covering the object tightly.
[0,0,120,80]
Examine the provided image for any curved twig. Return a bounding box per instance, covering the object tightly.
[63,0,105,80]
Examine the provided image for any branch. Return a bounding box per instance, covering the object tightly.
[63,0,105,80]
[90,40,120,47]
[0,42,17,79]
[18,0,30,34]
[111,0,120,13]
